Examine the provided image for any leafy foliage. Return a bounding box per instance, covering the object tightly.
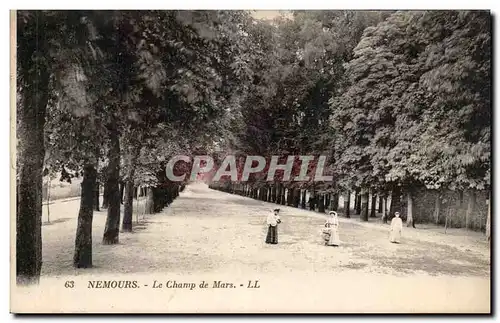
[331,11,490,192]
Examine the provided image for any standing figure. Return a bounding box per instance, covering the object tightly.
[323,211,341,246]
[389,212,403,243]
[265,208,281,244]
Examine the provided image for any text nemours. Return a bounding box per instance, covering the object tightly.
[87,280,260,290]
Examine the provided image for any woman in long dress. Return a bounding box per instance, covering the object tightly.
[389,212,403,243]
[265,208,281,244]
[323,211,340,246]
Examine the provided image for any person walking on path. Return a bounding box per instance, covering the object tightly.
[265,208,281,244]
[322,211,341,246]
[389,212,403,243]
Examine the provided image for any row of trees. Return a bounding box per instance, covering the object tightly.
[208,11,491,234]
[209,181,387,219]
[16,10,259,284]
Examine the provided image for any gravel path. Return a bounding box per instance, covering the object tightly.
[13,182,490,313]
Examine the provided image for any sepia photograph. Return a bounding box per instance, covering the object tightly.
[11,8,491,314]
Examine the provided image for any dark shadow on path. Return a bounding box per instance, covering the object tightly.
[42,218,72,226]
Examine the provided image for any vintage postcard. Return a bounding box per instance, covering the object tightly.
[11,9,491,313]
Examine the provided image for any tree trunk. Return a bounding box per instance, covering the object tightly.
[166,186,172,205]
[145,187,155,214]
[171,185,176,202]
[318,194,325,213]
[381,196,387,223]
[355,188,361,215]
[293,189,300,208]
[301,190,307,209]
[456,190,464,226]
[353,191,357,211]
[406,191,414,227]
[153,187,165,212]
[17,129,44,283]
[360,190,369,221]
[344,191,351,218]
[166,185,174,205]
[271,185,277,203]
[384,196,388,218]
[102,178,110,209]
[331,193,339,211]
[389,186,402,221]
[309,190,316,211]
[102,124,121,245]
[433,192,441,225]
[122,146,139,232]
[153,163,167,212]
[74,164,97,268]
[444,208,451,234]
[46,177,51,223]
[287,188,294,206]
[93,182,100,211]
[16,38,49,284]
[378,195,383,213]
[280,187,286,205]
[465,190,476,230]
[93,149,100,211]
[486,192,491,241]
[119,181,125,205]
[370,193,377,217]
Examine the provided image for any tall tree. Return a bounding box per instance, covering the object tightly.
[16,10,93,284]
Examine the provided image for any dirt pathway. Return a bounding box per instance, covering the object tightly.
[13,183,490,313]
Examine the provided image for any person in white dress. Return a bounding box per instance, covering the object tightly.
[322,211,340,246]
[389,212,403,243]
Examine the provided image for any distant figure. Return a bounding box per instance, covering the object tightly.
[390,212,403,243]
[265,208,281,244]
[322,211,340,246]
